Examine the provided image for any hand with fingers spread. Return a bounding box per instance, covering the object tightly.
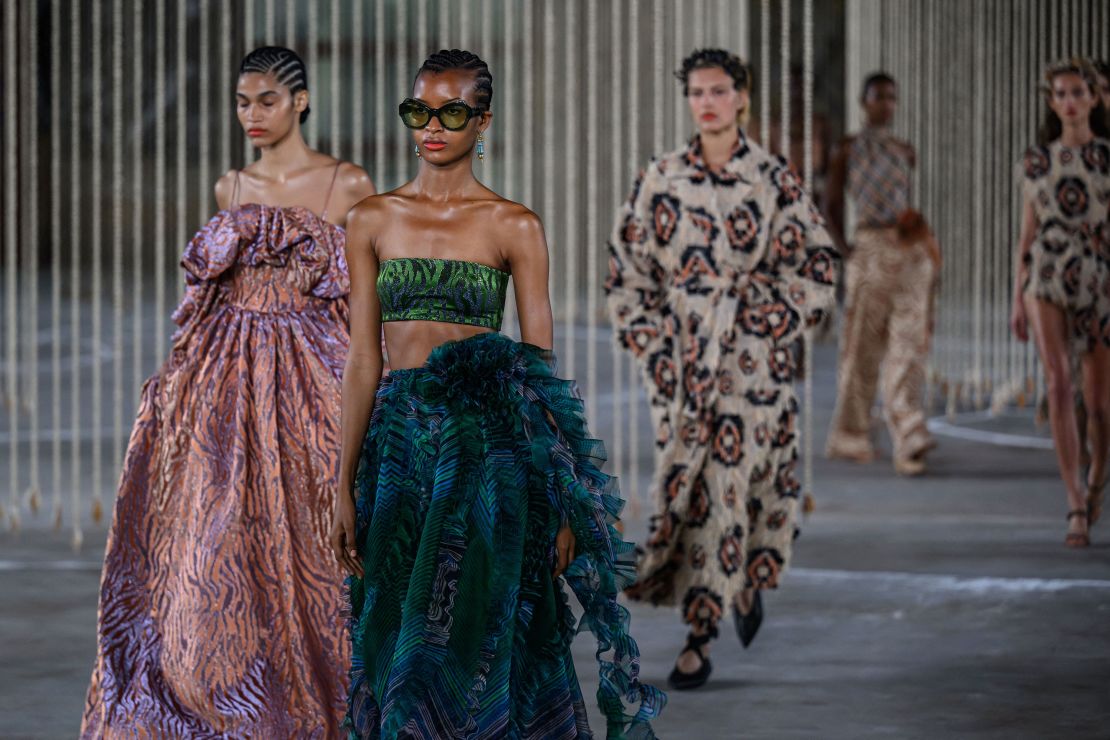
[552,523,576,579]
[330,487,363,578]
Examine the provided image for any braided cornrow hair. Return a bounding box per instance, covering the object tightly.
[415,49,494,112]
[239,46,311,123]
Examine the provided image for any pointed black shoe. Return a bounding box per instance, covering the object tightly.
[667,631,714,690]
[733,590,763,648]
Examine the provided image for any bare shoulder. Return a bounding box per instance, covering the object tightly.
[213,168,239,209]
[335,161,375,198]
[489,199,545,244]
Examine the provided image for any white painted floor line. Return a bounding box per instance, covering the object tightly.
[927,411,1054,450]
[792,567,1110,593]
[3,559,1106,594]
[0,559,103,572]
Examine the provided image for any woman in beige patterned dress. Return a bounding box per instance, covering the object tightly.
[607,49,839,689]
[1010,58,1110,548]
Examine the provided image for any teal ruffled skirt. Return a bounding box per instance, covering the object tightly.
[345,333,663,739]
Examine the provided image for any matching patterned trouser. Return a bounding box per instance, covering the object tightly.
[827,227,937,462]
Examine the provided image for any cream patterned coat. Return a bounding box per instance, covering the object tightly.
[606,132,839,626]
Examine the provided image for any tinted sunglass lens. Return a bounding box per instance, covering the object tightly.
[438,104,471,130]
[399,102,429,128]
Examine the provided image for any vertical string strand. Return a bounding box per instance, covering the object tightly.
[610,0,625,495]
[374,0,385,189]
[89,0,105,524]
[562,0,578,377]
[24,0,41,516]
[69,0,83,547]
[112,0,125,491]
[802,0,815,504]
[51,0,63,528]
[330,0,341,159]
[398,0,410,185]
[627,0,643,513]
[132,0,146,409]
[760,0,771,148]
[781,0,791,161]
[155,0,166,369]
[543,0,555,302]
[501,0,519,338]
[352,0,364,170]
[307,2,319,148]
[585,0,599,419]
[175,0,186,301]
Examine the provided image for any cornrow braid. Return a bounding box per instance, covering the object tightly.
[239,46,311,123]
[416,49,494,112]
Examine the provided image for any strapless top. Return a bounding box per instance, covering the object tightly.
[377,257,509,330]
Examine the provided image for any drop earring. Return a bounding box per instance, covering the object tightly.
[476,132,486,161]
[414,144,421,158]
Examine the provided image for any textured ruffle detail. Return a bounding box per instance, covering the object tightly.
[345,333,664,739]
[171,205,348,349]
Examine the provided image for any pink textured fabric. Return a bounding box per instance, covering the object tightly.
[82,204,350,738]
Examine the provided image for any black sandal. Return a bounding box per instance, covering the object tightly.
[733,589,763,649]
[667,627,716,690]
[1066,509,1090,548]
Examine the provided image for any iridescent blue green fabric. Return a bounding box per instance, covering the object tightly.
[377,257,510,330]
[345,333,665,739]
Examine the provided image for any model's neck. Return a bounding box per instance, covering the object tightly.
[700,126,740,169]
[1058,121,1094,148]
[256,132,315,177]
[411,157,480,201]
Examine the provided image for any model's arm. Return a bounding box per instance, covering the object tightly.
[329,200,384,577]
[503,205,575,576]
[754,161,841,348]
[604,162,670,364]
[505,208,554,350]
[1009,196,1038,343]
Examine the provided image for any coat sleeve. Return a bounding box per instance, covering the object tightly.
[604,160,674,365]
[742,159,841,348]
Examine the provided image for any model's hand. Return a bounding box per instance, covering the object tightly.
[552,524,576,579]
[1009,293,1029,343]
[329,487,363,578]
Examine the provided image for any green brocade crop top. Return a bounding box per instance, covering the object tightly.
[377,257,510,330]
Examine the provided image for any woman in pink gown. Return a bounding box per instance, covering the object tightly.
[81,47,375,737]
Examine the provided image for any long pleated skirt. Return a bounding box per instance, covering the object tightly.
[345,333,664,739]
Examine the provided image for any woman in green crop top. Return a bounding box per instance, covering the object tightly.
[329,50,664,739]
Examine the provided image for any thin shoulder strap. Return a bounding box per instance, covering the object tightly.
[229,170,242,210]
[319,161,342,221]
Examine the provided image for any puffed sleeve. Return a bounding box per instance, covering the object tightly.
[741,159,840,348]
[604,160,675,364]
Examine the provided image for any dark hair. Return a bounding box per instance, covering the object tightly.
[415,49,494,112]
[861,72,896,99]
[1037,58,1109,146]
[239,46,310,124]
[1092,58,1110,80]
[675,48,750,96]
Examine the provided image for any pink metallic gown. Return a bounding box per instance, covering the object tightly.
[81,203,351,738]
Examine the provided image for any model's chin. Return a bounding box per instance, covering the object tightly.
[696,118,737,136]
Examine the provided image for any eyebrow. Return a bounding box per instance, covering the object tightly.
[237,89,280,98]
[413,97,467,106]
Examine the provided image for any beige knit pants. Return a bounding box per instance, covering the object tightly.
[827,227,937,463]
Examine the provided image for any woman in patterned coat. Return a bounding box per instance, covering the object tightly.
[606,49,839,690]
[1010,58,1110,548]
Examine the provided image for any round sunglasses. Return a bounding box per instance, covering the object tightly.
[398,98,484,131]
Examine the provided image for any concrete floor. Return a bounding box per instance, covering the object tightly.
[1,331,1108,739]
